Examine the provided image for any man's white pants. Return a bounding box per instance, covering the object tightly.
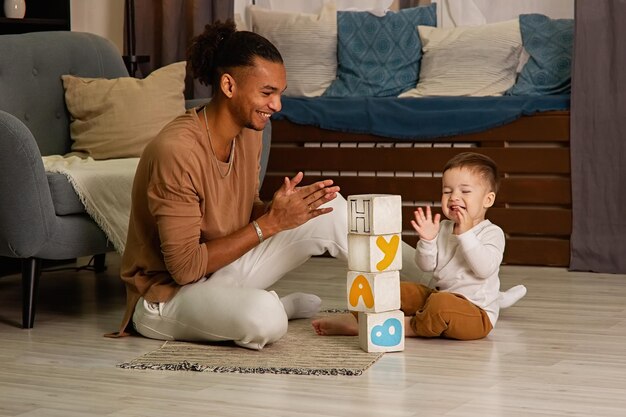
[133,195,350,350]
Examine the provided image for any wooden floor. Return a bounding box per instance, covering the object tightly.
[1,254,625,417]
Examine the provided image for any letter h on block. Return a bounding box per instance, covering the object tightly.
[348,194,402,236]
[347,194,403,273]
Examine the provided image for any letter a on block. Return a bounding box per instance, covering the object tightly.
[349,275,374,309]
[375,235,400,271]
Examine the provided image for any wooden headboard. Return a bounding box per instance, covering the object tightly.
[260,111,571,267]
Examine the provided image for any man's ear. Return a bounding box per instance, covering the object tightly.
[484,191,496,208]
[219,73,236,98]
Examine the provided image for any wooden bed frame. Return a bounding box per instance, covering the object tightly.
[260,111,571,267]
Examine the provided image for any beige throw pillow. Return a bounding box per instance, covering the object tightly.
[400,19,523,97]
[62,62,186,159]
[248,3,337,97]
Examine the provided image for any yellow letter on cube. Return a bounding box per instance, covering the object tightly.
[347,270,400,313]
[348,233,402,273]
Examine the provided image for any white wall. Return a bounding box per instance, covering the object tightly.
[70,0,574,54]
[70,0,125,53]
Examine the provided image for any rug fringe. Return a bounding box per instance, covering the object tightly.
[117,360,370,376]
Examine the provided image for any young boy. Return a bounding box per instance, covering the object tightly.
[313,152,525,340]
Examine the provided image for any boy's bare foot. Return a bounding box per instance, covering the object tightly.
[312,314,358,336]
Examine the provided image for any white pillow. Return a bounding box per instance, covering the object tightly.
[248,3,337,97]
[400,19,523,97]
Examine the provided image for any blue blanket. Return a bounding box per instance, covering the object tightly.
[272,95,570,140]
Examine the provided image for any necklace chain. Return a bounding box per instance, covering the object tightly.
[203,106,235,178]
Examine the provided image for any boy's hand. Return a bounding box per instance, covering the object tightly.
[410,206,440,241]
[452,206,473,235]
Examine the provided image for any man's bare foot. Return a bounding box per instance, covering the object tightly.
[312,314,358,336]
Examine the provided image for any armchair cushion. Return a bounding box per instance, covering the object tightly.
[62,61,187,160]
[0,31,129,157]
[46,172,85,215]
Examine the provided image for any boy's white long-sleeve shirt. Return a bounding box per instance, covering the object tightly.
[414,219,505,326]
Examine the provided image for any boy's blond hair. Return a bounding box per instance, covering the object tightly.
[443,152,500,193]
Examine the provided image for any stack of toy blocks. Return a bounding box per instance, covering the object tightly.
[347,194,404,353]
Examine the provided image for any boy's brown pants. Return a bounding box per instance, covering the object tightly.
[400,282,493,340]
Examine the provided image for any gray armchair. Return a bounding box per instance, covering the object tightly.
[0,31,127,329]
[0,31,272,329]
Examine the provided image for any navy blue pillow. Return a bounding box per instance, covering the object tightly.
[508,14,574,96]
[323,4,437,98]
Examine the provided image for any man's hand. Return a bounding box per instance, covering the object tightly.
[411,206,440,241]
[264,172,340,233]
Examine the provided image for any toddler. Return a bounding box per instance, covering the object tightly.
[313,152,525,340]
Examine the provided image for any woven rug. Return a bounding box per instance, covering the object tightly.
[118,313,383,376]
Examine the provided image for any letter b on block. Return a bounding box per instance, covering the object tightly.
[358,310,405,352]
[348,194,402,235]
[347,271,400,313]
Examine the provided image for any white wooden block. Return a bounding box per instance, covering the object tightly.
[348,233,402,273]
[358,310,405,353]
[348,194,402,235]
[346,271,400,313]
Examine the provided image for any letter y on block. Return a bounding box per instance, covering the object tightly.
[376,235,399,271]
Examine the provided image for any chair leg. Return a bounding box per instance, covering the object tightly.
[93,253,107,273]
[21,257,41,329]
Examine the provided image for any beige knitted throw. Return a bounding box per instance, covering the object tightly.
[43,155,138,254]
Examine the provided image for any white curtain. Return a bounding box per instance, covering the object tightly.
[433,0,574,27]
[236,0,576,29]
[235,0,394,29]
